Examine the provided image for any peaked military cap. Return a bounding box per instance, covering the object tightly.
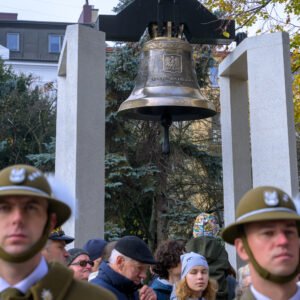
[0,164,71,227]
[222,186,300,244]
[49,227,74,244]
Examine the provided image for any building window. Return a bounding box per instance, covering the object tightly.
[6,33,20,51]
[48,34,63,53]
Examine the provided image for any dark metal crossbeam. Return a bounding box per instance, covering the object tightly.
[95,0,235,44]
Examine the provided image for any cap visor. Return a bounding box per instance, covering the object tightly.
[0,189,71,227]
[222,211,300,245]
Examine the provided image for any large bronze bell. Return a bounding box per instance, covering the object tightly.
[118,37,216,121]
[117,36,216,153]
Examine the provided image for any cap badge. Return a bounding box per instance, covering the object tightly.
[264,191,279,206]
[9,168,26,184]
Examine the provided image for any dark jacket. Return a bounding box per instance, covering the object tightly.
[150,278,173,300]
[91,261,139,300]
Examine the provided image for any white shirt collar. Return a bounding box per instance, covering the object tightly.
[0,256,48,294]
[88,271,98,281]
[157,278,172,285]
[251,284,300,300]
[250,285,270,300]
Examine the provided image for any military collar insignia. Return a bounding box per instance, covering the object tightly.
[41,289,53,300]
[9,168,26,184]
[264,191,279,206]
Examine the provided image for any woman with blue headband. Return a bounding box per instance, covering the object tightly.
[173,252,217,300]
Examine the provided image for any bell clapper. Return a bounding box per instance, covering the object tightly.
[161,113,172,155]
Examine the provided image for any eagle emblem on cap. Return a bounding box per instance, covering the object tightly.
[264,191,279,206]
[9,168,26,184]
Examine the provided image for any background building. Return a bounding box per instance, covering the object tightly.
[0,2,98,86]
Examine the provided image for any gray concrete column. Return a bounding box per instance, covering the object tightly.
[56,24,106,246]
[247,33,298,196]
[219,76,252,265]
[219,32,298,268]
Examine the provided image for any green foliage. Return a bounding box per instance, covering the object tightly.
[26,137,56,169]
[194,45,216,87]
[105,221,126,241]
[105,152,160,237]
[0,59,56,171]
[106,43,139,94]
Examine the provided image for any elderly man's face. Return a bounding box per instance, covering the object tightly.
[119,257,150,285]
[68,254,93,281]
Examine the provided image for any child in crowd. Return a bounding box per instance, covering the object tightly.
[173,252,217,300]
[150,240,186,300]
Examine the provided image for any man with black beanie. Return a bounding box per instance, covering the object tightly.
[91,235,157,300]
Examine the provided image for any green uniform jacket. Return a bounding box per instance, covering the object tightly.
[9,262,117,300]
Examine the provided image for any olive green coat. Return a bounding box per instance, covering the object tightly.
[0,262,117,300]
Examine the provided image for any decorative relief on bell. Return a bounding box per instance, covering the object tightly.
[163,54,182,73]
[144,38,191,52]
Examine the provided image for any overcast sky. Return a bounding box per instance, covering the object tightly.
[0,0,119,22]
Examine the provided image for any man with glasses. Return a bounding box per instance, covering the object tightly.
[91,235,157,300]
[67,248,94,281]
[0,164,116,300]
[42,226,74,265]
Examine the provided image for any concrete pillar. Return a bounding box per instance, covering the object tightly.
[247,34,297,193]
[219,77,252,265]
[56,24,106,247]
[219,32,298,268]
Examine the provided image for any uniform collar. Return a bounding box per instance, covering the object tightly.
[250,285,270,300]
[0,256,48,294]
[251,284,300,300]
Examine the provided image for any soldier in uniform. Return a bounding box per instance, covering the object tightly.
[222,186,300,300]
[42,226,74,264]
[0,164,116,300]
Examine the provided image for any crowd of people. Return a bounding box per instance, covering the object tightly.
[0,163,299,300]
